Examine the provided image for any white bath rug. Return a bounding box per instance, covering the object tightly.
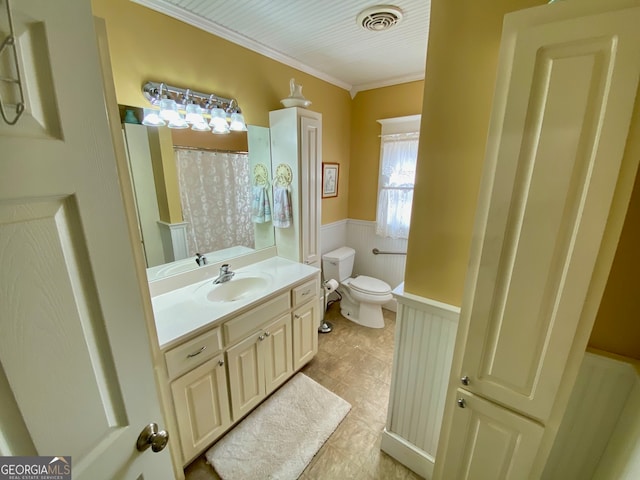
[206,373,351,479]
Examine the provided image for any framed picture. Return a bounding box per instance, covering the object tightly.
[322,163,339,198]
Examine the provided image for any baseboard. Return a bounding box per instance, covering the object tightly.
[381,428,434,479]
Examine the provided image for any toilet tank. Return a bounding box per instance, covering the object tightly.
[322,246,355,282]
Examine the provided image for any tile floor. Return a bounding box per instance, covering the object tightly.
[184,302,422,480]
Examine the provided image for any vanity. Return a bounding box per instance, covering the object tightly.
[151,255,320,465]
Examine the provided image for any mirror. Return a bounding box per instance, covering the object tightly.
[121,120,275,282]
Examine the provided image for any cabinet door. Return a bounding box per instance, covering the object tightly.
[263,314,294,394]
[227,332,265,420]
[456,4,640,422]
[300,114,322,266]
[441,390,544,480]
[171,354,231,463]
[293,301,319,371]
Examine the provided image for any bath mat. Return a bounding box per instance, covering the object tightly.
[206,373,351,479]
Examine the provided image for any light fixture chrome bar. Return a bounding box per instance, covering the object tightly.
[0,0,25,126]
[142,81,236,110]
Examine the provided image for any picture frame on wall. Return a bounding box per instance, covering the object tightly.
[322,163,339,198]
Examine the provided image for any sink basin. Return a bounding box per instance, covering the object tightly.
[194,274,271,303]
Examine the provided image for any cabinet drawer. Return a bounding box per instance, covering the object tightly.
[165,328,222,380]
[224,292,290,345]
[292,278,318,307]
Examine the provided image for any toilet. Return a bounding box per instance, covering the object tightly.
[322,246,393,329]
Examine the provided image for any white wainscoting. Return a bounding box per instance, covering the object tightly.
[319,219,348,256]
[593,368,640,480]
[158,220,189,262]
[346,220,407,291]
[381,284,460,479]
[543,351,639,480]
[320,219,407,311]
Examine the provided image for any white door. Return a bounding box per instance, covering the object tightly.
[440,390,544,480]
[456,2,640,421]
[435,1,640,478]
[0,1,173,479]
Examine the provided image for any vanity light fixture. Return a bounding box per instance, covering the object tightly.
[141,81,247,133]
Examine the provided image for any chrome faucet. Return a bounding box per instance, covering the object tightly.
[195,253,207,266]
[213,264,235,284]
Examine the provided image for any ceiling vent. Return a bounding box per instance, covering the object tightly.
[357,5,404,32]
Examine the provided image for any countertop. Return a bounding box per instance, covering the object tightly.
[152,256,320,349]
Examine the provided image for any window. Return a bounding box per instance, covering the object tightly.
[376,116,420,239]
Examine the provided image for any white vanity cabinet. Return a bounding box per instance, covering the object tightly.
[159,270,320,466]
[269,107,322,268]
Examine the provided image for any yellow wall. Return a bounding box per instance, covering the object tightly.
[589,139,640,360]
[349,82,424,220]
[404,0,546,306]
[91,0,351,225]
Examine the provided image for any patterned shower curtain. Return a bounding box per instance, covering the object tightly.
[174,148,254,256]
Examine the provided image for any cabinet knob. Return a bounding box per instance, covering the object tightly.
[294,314,301,319]
[457,398,466,408]
[258,334,265,341]
[265,331,271,337]
[218,360,224,367]
[461,376,470,386]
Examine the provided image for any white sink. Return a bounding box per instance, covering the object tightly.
[194,274,271,304]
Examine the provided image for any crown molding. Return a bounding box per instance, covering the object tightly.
[132,0,353,92]
[350,73,425,98]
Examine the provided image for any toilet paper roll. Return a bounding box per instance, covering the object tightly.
[324,279,339,294]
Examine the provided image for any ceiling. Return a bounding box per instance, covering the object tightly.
[132,0,431,96]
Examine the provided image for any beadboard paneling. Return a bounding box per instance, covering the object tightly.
[382,288,459,477]
[593,374,640,480]
[543,352,638,480]
[346,219,407,291]
[320,219,348,256]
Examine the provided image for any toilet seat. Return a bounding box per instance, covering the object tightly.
[348,276,392,296]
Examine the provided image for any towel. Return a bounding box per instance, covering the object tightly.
[273,186,293,228]
[251,186,272,223]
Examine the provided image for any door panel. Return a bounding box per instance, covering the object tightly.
[460,6,640,421]
[441,390,544,480]
[300,115,321,266]
[0,1,173,478]
[227,333,264,420]
[293,302,319,371]
[263,314,293,394]
[171,355,231,463]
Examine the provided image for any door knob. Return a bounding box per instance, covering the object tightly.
[461,376,470,386]
[457,398,466,409]
[136,423,169,452]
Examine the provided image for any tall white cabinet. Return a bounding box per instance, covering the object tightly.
[269,107,322,268]
[434,1,640,479]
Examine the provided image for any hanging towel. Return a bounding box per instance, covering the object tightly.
[273,186,293,228]
[251,186,272,223]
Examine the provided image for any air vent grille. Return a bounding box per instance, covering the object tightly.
[357,5,404,32]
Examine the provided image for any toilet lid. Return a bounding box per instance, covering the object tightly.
[349,276,392,295]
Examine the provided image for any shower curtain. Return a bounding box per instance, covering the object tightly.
[175,148,254,256]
